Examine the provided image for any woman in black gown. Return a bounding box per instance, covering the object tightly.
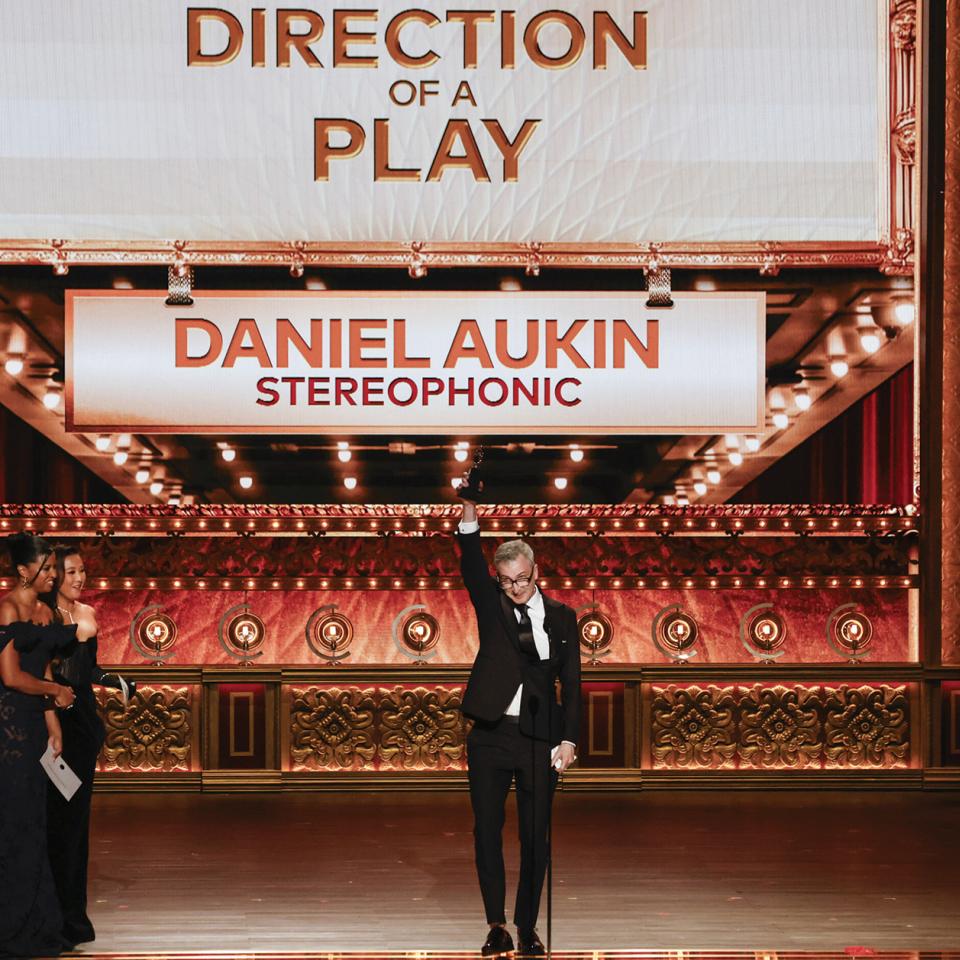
[0,534,77,959]
[45,546,135,947]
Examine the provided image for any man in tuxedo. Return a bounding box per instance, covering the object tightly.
[457,497,581,957]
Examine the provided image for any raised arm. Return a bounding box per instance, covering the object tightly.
[456,498,494,603]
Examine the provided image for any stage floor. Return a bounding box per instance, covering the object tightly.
[73,791,960,955]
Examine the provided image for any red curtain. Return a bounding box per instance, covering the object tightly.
[732,365,914,504]
[0,405,125,504]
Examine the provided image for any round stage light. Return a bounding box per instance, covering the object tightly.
[344,476,358,490]
[239,475,254,490]
[221,447,236,462]
[4,356,24,375]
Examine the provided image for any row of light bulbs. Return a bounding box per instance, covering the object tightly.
[668,300,916,505]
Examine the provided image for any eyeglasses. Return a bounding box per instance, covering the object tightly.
[497,570,534,590]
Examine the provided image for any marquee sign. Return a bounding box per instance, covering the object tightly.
[0,0,893,264]
[65,290,765,434]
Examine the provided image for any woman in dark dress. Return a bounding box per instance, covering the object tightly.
[44,547,135,947]
[0,534,76,959]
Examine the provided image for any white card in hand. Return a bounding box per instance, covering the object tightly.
[41,743,82,801]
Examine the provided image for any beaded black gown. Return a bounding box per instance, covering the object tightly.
[0,619,77,960]
[48,635,130,946]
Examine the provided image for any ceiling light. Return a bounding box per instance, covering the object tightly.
[305,276,327,291]
[745,436,761,452]
[168,494,181,506]
[794,389,812,411]
[221,447,236,462]
[675,494,689,506]
[894,301,915,325]
[830,359,849,377]
[706,467,721,484]
[344,476,358,490]
[569,444,584,463]
[135,467,150,484]
[772,411,789,430]
[693,480,708,496]
[338,449,352,462]
[4,356,24,375]
[113,450,128,466]
[95,435,111,452]
[454,448,468,462]
[42,388,61,410]
[117,433,131,447]
[451,477,463,489]
[554,477,568,490]
[859,329,882,354]
[239,475,254,490]
[728,451,743,466]
[149,480,164,496]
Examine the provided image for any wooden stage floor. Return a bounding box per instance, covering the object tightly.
[72,791,960,956]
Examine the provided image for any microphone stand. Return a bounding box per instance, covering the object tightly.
[528,695,539,956]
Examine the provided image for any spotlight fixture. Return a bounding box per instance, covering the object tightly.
[693,480,708,496]
[728,452,743,466]
[451,477,463,489]
[42,388,62,410]
[221,447,236,462]
[859,329,882,354]
[830,358,849,377]
[706,467,721,485]
[149,480,164,496]
[745,436,761,453]
[772,412,789,430]
[675,494,690,506]
[569,444,584,463]
[794,388,812,411]
[135,467,150,484]
[344,476,358,490]
[554,477,568,490]
[337,441,352,463]
[239,475,254,490]
[117,433,131,447]
[95,435,112,452]
[3,356,24,375]
[454,448,469,462]
[113,450,129,466]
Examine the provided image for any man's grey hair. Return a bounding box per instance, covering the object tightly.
[493,539,535,567]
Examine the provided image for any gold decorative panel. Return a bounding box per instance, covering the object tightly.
[288,684,466,772]
[379,686,464,770]
[650,686,738,769]
[739,686,822,769]
[290,687,377,770]
[97,685,195,772]
[650,684,910,770]
[823,685,910,767]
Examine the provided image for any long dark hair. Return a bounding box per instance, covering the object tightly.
[6,532,54,586]
[43,544,83,625]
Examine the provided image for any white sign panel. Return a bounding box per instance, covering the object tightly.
[0,1,883,245]
[66,291,765,434]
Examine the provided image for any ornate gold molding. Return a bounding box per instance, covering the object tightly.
[650,683,911,769]
[882,0,918,275]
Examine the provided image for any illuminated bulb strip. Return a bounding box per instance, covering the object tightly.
[54,575,914,590]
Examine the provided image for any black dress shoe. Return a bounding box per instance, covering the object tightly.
[516,929,545,957]
[482,924,515,957]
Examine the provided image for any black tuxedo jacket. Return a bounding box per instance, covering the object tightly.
[458,529,581,744]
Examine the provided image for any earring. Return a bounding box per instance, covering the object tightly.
[19,577,28,588]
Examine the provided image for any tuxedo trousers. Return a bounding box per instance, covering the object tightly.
[467,715,558,934]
